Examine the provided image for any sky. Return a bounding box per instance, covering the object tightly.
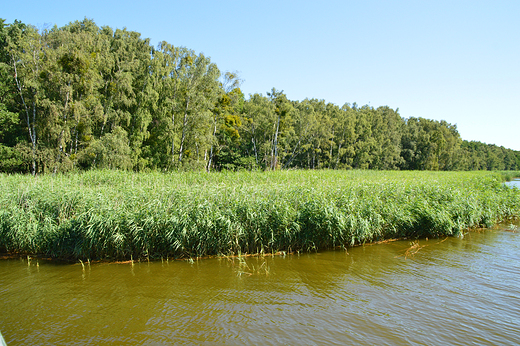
[3,0,519,150]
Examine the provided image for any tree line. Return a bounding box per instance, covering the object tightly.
[1,18,518,174]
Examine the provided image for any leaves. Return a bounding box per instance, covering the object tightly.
[0,17,518,174]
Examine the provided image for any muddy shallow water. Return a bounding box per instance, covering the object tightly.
[1,220,519,345]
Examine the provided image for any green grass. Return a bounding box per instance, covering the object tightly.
[1,170,519,260]
[499,170,520,182]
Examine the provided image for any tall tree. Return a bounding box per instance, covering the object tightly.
[176,51,220,166]
[242,93,276,168]
[207,71,243,171]
[266,88,292,169]
[6,22,49,174]
[144,41,183,169]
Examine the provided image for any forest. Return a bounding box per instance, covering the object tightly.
[1,18,519,175]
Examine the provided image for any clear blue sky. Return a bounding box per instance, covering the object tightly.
[3,0,519,150]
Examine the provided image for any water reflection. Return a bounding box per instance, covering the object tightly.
[1,221,519,345]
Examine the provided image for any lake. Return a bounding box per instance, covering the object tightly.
[506,179,520,189]
[1,218,519,345]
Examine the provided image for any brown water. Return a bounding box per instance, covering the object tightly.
[1,221,519,345]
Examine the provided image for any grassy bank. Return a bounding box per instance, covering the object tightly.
[1,170,519,260]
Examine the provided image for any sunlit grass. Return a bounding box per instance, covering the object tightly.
[0,170,519,260]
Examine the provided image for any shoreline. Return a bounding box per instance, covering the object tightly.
[2,221,518,264]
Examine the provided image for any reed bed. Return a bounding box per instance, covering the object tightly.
[0,170,519,260]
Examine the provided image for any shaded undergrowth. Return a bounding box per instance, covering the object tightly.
[0,170,519,260]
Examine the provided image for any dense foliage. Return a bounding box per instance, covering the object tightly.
[0,170,518,260]
[1,18,519,174]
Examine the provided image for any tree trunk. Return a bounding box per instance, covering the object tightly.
[272,114,280,170]
[171,112,175,164]
[13,61,37,175]
[207,114,217,172]
[251,123,258,164]
[178,96,190,163]
[329,127,335,168]
[335,143,342,169]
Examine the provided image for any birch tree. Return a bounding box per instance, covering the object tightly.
[6,22,49,174]
[176,51,220,166]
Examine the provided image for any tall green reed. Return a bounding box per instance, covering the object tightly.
[0,170,518,260]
